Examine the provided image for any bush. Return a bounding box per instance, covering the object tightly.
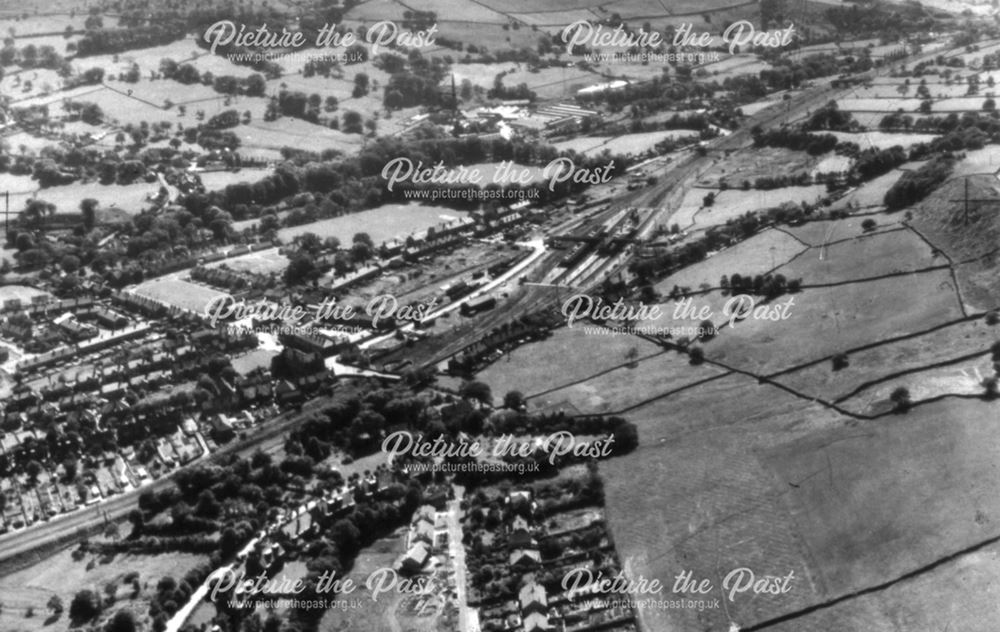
[890,386,912,413]
[69,589,101,622]
[832,353,849,371]
[884,156,955,210]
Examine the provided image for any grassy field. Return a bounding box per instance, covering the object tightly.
[477,325,663,404]
[501,66,603,100]
[600,372,835,632]
[527,349,728,414]
[781,213,906,245]
[828,131,940,150]
[699,147,817,186]
[317,529,453,632]
[0,548,205,632]
[31,180,158,216]
[197,168,272,192]
[552,130,699,157]
[952,145,1000,176]
[908,175,1000,310]
[762,397,1000,595]
[656,228,808,292]
[672,185,829,233]
[775,227,940,284]
[774,318,995,404]
[704,268,965,375]
[277,204,468,247]
[206,248,288,275]
[829,167,912,210]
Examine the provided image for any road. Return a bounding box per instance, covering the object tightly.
[0,396,338,573]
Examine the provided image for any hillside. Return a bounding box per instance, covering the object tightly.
[908,175,1000,311]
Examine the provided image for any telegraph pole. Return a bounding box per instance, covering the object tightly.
[949,176,1000,226]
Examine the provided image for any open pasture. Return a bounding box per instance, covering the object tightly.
[276,203,468,247]
[775,226,940,284]
[762,397,1000,596]
[773,318,994,403]
[780,213,906,245]
[502,65,604,100]
[34,179,159,215]
[829,167,909,210]
[657,228,808,292]
[477,325,663,403]
[672,185,828,233]
[553,129,699,157]
[0,549,206,632]
[528,350,728,414]
[601,373,833,632]
[828,131,939,151]
[698,146,816,186]
[704,268,965,375]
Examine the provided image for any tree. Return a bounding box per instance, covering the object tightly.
[503,390,525,410]
[461,381,493,405]
[47,595,63,616]
[688,346,705,365]
[25,460,43,481]
[890,386,911,413]
[105,609,137,632]
[80,198,98,231]
[861,218,876,232]
[702,192,716,207]
[61,254,81,274]
[832,353,849,371]
[983,376,999,400]
[284,254,318,286]
[985,98,996,112]
[69,589,101,622]
[195,489,221,518]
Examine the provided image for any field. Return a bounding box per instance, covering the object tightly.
[952,145,1000,176]
[30,180,159,216]
[501,66,603,100]
[772,317,994,403]
[763,398,1000,595]
[131,278,229,314]
[197,168,272,191]
[657,228,808,291]
[811,153,852,175]
[775,227,940,284]
[828,131,939,151]
[207,248,288,275]
[276,204,469,247]
[527,349,728,415]
[317,530,452,632]
[0,548,205,632]
[781,213,906,245]
[599,373,834,632]
[829,167,910,210]
[552,130,699,157]
[698,147,816,185]
[704,269,965,375]
[477,326,663,405]
[671,185,828,232]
